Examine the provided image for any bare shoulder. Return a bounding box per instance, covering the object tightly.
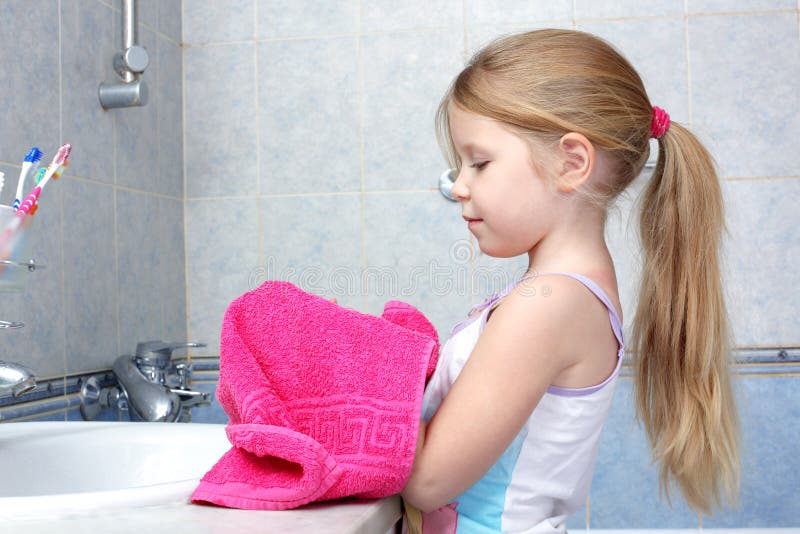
[499,272,599,323]
[503,271,621,387]
[481,274,589,368]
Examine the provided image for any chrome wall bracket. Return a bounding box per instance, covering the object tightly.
[99,0,149,109]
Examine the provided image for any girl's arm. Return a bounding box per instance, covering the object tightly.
[401,276,582,512]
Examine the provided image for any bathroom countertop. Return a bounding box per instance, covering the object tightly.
[4,495,402,534]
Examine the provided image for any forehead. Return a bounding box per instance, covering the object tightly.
[447,103,520,149]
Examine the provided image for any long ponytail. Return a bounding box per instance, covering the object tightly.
[633,122,740,514]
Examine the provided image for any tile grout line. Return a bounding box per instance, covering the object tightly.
[254,0,264,282]
[358,0,367,311]
[58,0,68,419]
[462,0,468,56]
[684,0,693,128]
[155,24,166,342]
[110,5,121,366]
[181,0,192,352]
[572,0,577,29]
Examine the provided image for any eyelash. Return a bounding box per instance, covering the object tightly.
[470,161,489,170]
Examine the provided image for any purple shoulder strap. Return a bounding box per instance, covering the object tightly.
[538,271,624,354]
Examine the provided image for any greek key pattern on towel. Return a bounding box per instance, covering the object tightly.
[287,395,415,467]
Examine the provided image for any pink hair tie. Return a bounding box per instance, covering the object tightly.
[650,106,670,139]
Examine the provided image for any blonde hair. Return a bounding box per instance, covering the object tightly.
[436,29,739,514]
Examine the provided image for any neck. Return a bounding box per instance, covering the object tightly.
[526,202,610,275]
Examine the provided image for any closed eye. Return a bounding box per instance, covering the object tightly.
[470,161,489,171]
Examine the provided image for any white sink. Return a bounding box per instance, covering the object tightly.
[0,421,230,520]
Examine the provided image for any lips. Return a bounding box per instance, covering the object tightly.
[463,216,483,223]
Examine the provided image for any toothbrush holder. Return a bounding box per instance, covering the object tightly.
[0,205,44,294]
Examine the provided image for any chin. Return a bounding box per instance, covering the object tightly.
[477,243,522,259]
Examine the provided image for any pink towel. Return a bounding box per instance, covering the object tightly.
[191,281,439,510]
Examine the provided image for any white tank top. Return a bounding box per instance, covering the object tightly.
[420,272,624,533]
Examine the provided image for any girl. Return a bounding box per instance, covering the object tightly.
[401,29,739,533]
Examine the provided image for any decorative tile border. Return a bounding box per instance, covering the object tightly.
[1,349,797,422]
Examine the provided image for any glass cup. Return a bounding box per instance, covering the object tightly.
[0,205,35,293]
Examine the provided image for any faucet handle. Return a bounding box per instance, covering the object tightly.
[134,340,206,366]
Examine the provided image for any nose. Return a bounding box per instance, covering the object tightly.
[450,168,470,201]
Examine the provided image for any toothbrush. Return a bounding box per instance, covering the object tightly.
[27,168,47,216]
[13,147,43,210]
[17,143,71,216]
[32,168,46,186]
[28,162,66,216]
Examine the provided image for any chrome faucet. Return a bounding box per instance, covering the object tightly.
[0,360,36,398]
[80,340,210,422]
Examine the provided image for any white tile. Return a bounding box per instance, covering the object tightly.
[574,0,684,19]
[466,0,573,25]
[361,31,464,191]
[258,38,360,194]
[689,13,800,178]
[361,0,462,32]
[184,43,257,198]
[721,179,800,346]
[688,0,797,13]
[260,194,363,309]
[183,0,255,44]
[186,198,259,356]
[257,0,358,38]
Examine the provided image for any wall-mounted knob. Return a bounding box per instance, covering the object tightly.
[439,168,458,202]
[114,45,149,78]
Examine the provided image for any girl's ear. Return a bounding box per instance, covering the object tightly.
[555,133,595,192]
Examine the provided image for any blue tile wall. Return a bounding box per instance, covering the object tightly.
[703,376,800,527]
[184,43,257,198]
[361,30,464,192]
[689,12,800,179]
[466,0,573,25]
[182,0,255,44]
[257,37,360,195]
[0,0,185,384]
[260,194,363,309]
[186,198,259,356]
[257,0,359,38]
[361,0,463,32]
[0,0,61,165]
[590,379,700,528]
